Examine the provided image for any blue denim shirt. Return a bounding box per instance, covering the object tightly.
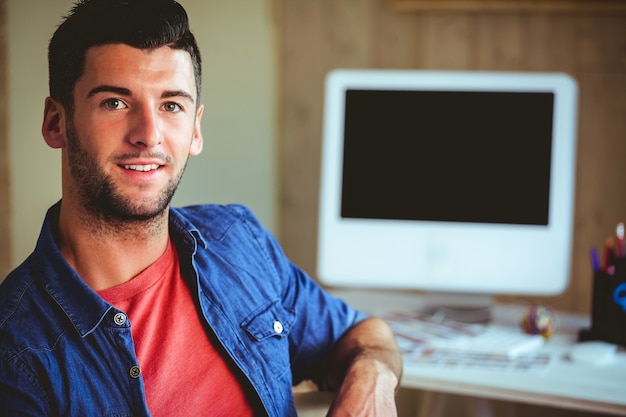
[0,202,366,416]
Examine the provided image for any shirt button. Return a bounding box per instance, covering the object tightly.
[129,366,141,379]
[113,313,127,326]
[273,320,284,335]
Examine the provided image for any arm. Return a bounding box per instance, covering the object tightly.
[322,317,403,416]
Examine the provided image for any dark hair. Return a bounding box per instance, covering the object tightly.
[48,0,202,111]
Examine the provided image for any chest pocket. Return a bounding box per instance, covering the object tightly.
[241,298,296,341]
[241,299,296,379]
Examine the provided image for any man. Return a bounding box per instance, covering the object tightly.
[0,0,402,416]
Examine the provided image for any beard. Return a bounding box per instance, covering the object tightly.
[64,119,186,226]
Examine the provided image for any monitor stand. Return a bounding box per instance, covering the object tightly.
[419,292,494,324]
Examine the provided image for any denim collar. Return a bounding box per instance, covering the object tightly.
[33,201,207,338]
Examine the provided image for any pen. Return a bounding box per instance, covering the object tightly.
[590,247,601,272]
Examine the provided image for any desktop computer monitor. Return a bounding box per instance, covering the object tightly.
[317,69,578,319]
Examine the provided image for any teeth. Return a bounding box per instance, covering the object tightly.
[123,164,160,172]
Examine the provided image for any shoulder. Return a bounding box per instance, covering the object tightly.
[0,257,38,330]
[171,203,284,268]
[171,204,273,247]
[171,203,292,292]
[0,265,58,361]
[172,203,261,231]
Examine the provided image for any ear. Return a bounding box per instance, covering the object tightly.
[42,97,67,149]
[189,104,204,156]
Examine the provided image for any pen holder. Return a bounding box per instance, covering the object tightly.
[579,257,626,347]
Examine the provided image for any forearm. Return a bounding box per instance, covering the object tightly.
[323,317,403,416]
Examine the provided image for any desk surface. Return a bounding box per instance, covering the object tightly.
[331,289,626,416]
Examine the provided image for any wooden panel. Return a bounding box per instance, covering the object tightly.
[371,2,425,69]
[422,15,476,68]
[475,14,528,69]
[391,0,626,13]
[280,0,626,315]
[280,1,325,274]
[322,0,375,68]
[524,15,577,72]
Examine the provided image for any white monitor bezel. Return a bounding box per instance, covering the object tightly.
[317,69,578,295]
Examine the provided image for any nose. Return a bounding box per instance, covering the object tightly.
[129,106,163,148]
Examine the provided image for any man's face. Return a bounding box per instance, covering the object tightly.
[63,43,203,222]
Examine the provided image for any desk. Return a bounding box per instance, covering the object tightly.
[331,289,626,416]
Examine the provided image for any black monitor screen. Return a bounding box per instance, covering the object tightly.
[340,89,554,225]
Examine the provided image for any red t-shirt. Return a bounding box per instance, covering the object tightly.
[98,240,254,416]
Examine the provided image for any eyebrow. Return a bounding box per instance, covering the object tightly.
[162,90,195,104]
[87,85,195,104]
[87,85,130,98]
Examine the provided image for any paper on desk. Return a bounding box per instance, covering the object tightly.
[382,311,554,372]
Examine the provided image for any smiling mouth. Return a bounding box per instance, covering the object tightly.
[123,164,161,172]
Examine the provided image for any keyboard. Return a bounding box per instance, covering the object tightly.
[383,311,552,372]
[382,311,546,358]
[429,324,545,357]
[400,343,553,372]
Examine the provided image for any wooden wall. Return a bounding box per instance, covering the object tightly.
[278,0,626,314]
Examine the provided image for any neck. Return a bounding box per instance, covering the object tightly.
[56,200,171,291]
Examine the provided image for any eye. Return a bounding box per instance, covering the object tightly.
[163,102,182,113]
[102,98,127,110]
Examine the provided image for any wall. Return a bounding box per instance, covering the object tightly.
[278,0,626,315]
[0,0,8,279]
[3,0,278,273]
